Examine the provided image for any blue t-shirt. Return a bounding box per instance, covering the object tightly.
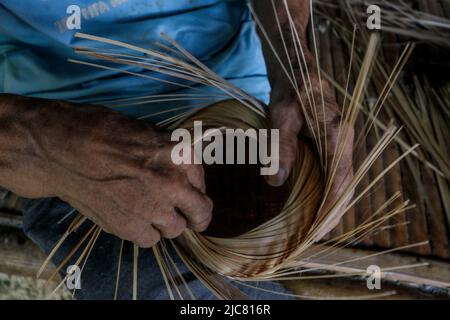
[0,0,270,120]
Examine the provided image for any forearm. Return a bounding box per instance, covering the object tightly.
[0,94,53,198]
[254,1,347,191]
[253,0,312,87]
[254,1,339,124]
[0,93,213,246]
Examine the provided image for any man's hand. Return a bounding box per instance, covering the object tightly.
[0,94,213,248]
[267,74,354,218]
[254,0,354,218]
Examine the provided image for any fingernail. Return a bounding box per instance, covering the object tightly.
[266,168,287,187]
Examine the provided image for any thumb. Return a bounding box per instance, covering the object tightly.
[265,118,300,187]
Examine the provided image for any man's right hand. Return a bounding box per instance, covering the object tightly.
[0,94,213,248]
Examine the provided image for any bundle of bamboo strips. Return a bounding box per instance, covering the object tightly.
[314,0,450,47]
[316,0,450,247]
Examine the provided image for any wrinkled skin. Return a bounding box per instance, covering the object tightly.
[255,0,354,220]
[0,94,212,248]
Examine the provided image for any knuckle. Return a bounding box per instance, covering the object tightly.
[190,164,205,179]
[135,238,154,249]
[190,202,213,232]
[120,229,136,243]
[186,164,206,190]
[157,210,187,239]
[159,208,178,226]
[164,223,186,239]
[204,196,214,214]
[329,112,342,127]
[167,179,189,200]
[134,229,161,248]
[191,216,212,232]
[147,229,162,246]
[118,220,141,241]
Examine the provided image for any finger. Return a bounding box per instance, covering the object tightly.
[174,145,206,193]
[319,125,354,230]
[184,163,206,194]
[265,106,302,187]
[67,197,161,248]
[323,164,354,213]
[319,168,354,234]
[131,224,161,248]
[324,123,354,205]
[171,184,213,232]
[152,208,187,239]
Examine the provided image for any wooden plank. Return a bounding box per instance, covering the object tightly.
[0,211,23,229]
[402,155,432,255]
[0,188,7,201]
[0,192,23,212]
[285,276,448,299]
[377,32,410,249]
[367,125,391,249]
[353,114,374,247]
[421,166,450,258]
[382,140,409,248]
[1,230,448,298]
[350,50,373,247]
[330,28,357,240]
[427,0,445,17]
[424,0,446,72]
[0,230,57,280]
[302,244,450,291]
